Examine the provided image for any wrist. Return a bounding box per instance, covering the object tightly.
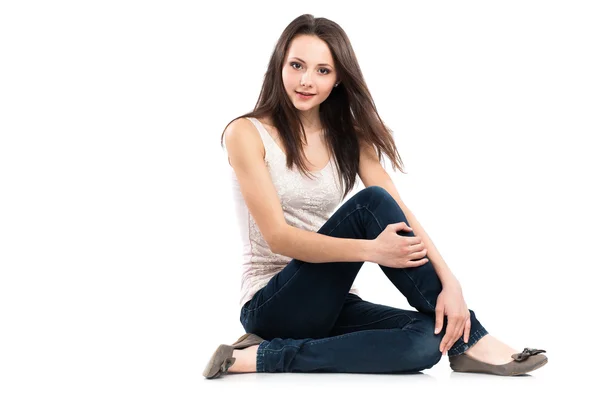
[441,274,461,289]
[361,239,375,262]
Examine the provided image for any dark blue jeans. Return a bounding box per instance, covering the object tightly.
[240,186,488,373]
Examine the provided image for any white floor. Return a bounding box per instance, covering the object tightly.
[200,357,582,399]
[3,2,598,400]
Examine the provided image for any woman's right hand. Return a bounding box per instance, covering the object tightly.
[370,222,429,268]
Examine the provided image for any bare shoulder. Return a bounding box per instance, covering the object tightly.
[222,116,288,249]
[224,117,266,160]
[225,116,254,133]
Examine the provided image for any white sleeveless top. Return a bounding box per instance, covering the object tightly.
[224,117,360,308]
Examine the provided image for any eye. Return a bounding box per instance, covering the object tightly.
[290,62,331,75]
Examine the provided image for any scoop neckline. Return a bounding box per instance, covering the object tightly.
[251,117,332,173]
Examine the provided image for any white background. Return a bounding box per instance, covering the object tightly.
[1,0,598,399]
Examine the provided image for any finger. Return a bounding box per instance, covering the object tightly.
[449,321,465,353]
[404,236,422,245]
[450,317,465,351]
[457,314,470,346]
[392,222,412,232]
[434,306,444,335]
[445,320,462,353]
[410,248,428,260]
[409,241,426,251]
[463,317,471,343]
[407,258,428,268]
[440,332,451,354]
[440,320,457,353]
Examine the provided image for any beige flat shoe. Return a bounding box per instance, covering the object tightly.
[449,348,548,376]
[202,333,265,379]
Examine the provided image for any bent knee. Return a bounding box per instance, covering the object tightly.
[416,344,443,370]
[404,335,443,372]
[360,186,390,200]
[358,186,398,208]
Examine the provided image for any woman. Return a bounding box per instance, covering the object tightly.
[204,14,547,378]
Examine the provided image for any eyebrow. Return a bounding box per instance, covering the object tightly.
[290,57,333,68]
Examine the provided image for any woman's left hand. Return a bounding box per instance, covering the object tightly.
[434,281,471,355]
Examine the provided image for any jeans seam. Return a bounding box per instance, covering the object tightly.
[244,205,368,313]
[324,203,369,237]
[262,345,301,352]
[256,341,268,372]
[363,203,436,311]
[305,327,403,346]
[244,265,302,312]
[334,313,413,329]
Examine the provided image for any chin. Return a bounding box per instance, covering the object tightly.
[294,103,314,111]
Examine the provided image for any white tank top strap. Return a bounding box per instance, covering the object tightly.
[245,117,278,160]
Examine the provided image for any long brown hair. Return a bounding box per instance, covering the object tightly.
[220,13,405,201]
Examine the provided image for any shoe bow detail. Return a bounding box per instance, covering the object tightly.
[221,357,235,373]
[511,347,546,362]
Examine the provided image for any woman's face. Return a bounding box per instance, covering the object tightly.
[282,35,338,112]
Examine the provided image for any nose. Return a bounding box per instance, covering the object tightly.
[300,71,313,87]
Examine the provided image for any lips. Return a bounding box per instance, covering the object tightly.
[296,91,315,96]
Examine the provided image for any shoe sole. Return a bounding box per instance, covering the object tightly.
[509,357,548,376]
[451,357,548,376]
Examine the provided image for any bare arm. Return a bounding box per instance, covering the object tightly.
[225,118,374,265]
[357,139,459,287]
[272,224,373,264]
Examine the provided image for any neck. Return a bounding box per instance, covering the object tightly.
[298,107,322,133]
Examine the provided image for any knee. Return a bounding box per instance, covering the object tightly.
[414,337,443,370]
[357,186,408,222]
[404,332,443,372]
[358,186,398,209]
[360,186,390,200]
